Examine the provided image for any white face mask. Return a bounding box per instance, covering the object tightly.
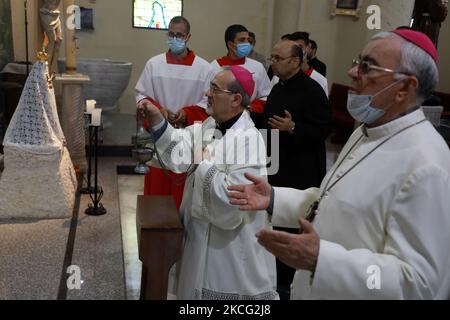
[347,78,406,125]
[168,37,186,55]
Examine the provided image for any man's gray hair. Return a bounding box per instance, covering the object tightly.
[371,32,439,104]
[223,67,251,109]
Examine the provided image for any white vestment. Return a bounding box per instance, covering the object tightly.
[135,52,214,113]
[309,70,328,97]
[151,111,278,300]
[272,109,450,299]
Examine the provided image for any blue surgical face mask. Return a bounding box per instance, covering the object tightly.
[168,37,186,55]
[236,43,253,58]
[347,78,406,125]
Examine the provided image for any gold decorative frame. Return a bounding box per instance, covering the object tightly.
[331,0,362,19]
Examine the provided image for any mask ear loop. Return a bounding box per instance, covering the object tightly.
[370,75,411,115]
[372,75,408,99]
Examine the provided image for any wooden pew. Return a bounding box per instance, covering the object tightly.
[136,195,183,300]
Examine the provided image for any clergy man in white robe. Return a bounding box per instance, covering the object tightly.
[138,66,278,300]
[228,29,450,300]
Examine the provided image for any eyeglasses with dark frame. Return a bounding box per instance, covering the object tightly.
[167,32,187,39]
[352,58,410,76]
[268,55,297,63]
[209,83,235,95]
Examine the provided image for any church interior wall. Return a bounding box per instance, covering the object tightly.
[6,0,450,115]
[70,0,271,114]
[437,18,450,93]
[10,0,41,64]
[293,0,415,92]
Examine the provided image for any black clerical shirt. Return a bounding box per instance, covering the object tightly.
[308,57,327,78]
[263,71,331,190]
[215,112,243,137]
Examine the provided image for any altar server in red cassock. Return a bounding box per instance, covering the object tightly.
[135,16,214,209]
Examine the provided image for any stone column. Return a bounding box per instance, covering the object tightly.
[62,0,77,73]
[56,0,89,169]
[56,74,90,169]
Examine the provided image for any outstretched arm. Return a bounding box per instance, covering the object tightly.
[228,173,272,211]
[228,173,320,228]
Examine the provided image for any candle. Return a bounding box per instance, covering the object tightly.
[86,100,96,114]
[91,108,102,126]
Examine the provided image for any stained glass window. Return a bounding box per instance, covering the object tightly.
[133,0,183,30]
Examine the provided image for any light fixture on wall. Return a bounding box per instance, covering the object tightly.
[331,0,362,20]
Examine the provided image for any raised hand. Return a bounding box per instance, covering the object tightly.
[172,110,187,128]
[160,108,171,121]
[228,173,272,211]
[137,100,164,126]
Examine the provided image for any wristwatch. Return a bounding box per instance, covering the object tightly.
[288,122,295,134]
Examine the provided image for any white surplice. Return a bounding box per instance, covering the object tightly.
[271,109,450,300]
[151,111,278,300]
[135,52,214,113]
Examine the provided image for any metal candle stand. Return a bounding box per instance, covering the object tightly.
[84,111,106,216]
[81,113,96,195]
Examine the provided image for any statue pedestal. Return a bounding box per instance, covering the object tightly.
[0,61,78,220]
[0,147,77,220]
[55,73,90,169]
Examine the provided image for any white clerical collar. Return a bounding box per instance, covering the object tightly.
[364,108,426,141]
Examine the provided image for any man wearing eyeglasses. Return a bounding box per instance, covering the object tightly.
[135,16,214,210]
[137,66,278,300]
[270,32,329,97]
[228,30,450,299]
[262,39,331,299]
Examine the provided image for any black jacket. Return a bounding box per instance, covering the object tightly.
[263,71,331,190]
[308,57,327,78]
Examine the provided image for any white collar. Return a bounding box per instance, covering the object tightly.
[364,108,426,141]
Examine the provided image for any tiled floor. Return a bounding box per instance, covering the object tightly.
[0,157,129,300]
[117,173,177,300]
[117,175,144,300]
[103,112,142,298]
